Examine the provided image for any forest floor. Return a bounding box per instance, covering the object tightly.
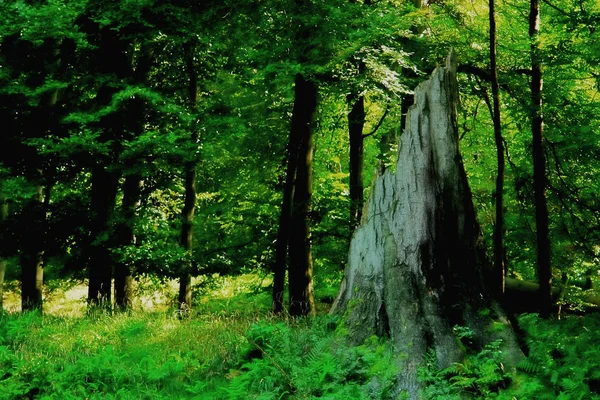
[1,273,600,399]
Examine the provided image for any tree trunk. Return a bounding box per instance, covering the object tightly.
[87,27,130,311]
[331,53,522,398]
[21,182,45,312]
[114,43,152,312]
[348,93,366,229]
[0,196,7,311]
[288,74,317,317]
[179,165,196,312]
[489,0,506,296]
[178,42,198,313]
[272,111,303,313]
[529,0,552,318]
[88,165,119,308]
[114,174,142,311]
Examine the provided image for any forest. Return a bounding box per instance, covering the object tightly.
[1,0,600,398]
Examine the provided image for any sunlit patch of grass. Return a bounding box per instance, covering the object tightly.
[0,271,343,398]
[0,305,262,398]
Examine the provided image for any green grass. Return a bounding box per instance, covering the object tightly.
[2,274,600,399]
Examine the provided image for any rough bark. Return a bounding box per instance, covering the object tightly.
[178,42,198,313]
[348,93,366,229]
[529,0,552,318]
[331,53,522,398]
[288,74,317,317]
[0,196,6,310]
[490,0,506,296]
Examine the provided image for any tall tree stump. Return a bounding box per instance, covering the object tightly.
[331,53,522,397]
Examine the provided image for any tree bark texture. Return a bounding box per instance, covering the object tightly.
[178,42,198,312]
[288,74,317,317]
[489,0,506,296]
[529,0,552,318]
[331,53,522,398]
[348,93,366,229]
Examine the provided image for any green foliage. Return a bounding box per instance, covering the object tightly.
[419,332,509,399]
[419,315,600,399]
[0,309,247,399]
[501,313,600,400]
[224,320,399,399]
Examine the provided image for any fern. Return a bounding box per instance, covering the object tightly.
[517,358,542,374]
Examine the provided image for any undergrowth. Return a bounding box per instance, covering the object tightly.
[2,273,600,399]
[419,313,600,399]
[218,319,399,399]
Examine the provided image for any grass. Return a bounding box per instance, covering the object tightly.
[2,273,600,399]
[0,273,276,399]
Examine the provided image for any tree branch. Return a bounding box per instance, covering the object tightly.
[362,104,389,139]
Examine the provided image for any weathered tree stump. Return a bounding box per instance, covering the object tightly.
[331,53,522,397]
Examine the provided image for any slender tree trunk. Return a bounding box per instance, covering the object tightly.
[88,165,119,308]
[114,43,152,312]
[529,0,552,318]
[179,165,196,312]
[348,93,366,229]
[178,42,198,313]
[288,74,317,317]
[272,121,302,313]
[377,95,411,172]
[114,175,142,311]
[400,95,413,134]
[490,0,506,296]
[21,181,45,312]
[20,39,63,313]
[0,197,7,311]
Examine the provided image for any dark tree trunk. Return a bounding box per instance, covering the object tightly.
[114,174,142,311]
[400,94,413,134]
[179,165,196,312]
[331,54,522,398]
[20,39,63,313]
[376,95,411,172]
[178,42,198,313]
[0,196,6,310]
[21,182,45,312]
[489,0,506,296]
[87,27,134,311]
[529,0,552,318]
[348,93,366,229]
[272,114,303,313]
[288,74,317,317]
[114,43,152,312]
[88,165,120,308]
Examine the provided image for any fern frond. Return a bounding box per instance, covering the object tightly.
[517,358,542,374]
